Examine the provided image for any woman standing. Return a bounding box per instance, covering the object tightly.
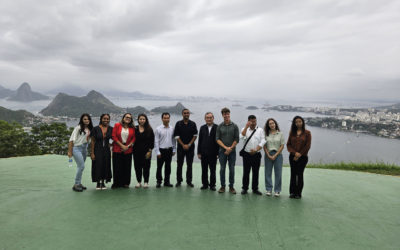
[263,118,285,197]
[287,116,312,199]
[133,114,154,188]
[68,113,93,192]
[112,113,136,189]
[90,114,113,190]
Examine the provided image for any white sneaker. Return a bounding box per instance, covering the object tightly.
[274,192,280,197]
[266,191,272,196]
[143,183,149,188]
[135,183,141,188]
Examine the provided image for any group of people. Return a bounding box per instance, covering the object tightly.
[68,107,311,199]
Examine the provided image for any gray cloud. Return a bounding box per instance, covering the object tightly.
[0,0,399,101]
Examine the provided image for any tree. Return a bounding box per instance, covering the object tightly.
[30,123,74,155]
[0,120,40,158]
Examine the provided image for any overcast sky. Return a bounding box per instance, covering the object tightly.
[1,0,399,101]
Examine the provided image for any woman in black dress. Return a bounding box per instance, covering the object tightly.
[90,114,113,190]
[133,113,154,188]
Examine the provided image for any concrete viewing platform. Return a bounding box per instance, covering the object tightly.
[0,155,399,250]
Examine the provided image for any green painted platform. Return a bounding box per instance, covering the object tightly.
[0,155,399,250]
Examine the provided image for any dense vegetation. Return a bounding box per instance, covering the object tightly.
[0,120,73,158]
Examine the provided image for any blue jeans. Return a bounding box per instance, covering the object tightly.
[219,151,236,188]
[264,150,283,192]
[73,144,87,185]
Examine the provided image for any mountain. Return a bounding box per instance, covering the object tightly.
[0,106,36,126]
[47,85,88,96]
[0,85,15,98]
[150,102,187,115]
[126,106,150,117]
[7,82,49,102]
[40,90,123,117]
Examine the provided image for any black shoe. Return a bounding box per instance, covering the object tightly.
[294,195,302,199]
[210,186,216,191]
[156,183,161,188]
[96,182,101,190]
[175,182,181,187]
[253,190,262,195]
[289,194,296,199]
[79,184,87,190]
[101,183,107,190]
[164,183,173,187]
[241,190,248,195]
[200,186,208,190]
[187,183,194,188]
[72,185,83,192]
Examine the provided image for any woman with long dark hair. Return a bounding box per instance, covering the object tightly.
[287,116,312,199]
[90,114,113,190]
[133,113,154,188]
[263,118,285,197]
[68,113,93,192]
[112,113,136,188]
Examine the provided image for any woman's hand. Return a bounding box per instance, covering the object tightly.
[91,153,95,161]
[68,151,72,158]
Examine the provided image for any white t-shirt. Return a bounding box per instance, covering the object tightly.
[69,126,91,146]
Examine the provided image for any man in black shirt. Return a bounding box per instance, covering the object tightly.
[174,108,198,187]
[197,112,219,191]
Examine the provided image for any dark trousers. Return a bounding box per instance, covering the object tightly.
[176,147,194,184]
[289,154,308,196]
[200,154,217,188]
[133,152,151,183]
[242,152,261,191]
[156,148,173,185]
[112,152,132,187]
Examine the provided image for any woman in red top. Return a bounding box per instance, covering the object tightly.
[286,116,311,199]
[112,113,136,188]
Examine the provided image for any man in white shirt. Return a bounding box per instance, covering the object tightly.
[154,112,176,188]
[240,115,265,195]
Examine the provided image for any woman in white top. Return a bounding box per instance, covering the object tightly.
[68,113,93,192]
[263,118,285,197]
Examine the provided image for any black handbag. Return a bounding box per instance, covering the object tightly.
[239,128,257,157]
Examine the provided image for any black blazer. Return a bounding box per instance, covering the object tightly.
[197,124,219,157]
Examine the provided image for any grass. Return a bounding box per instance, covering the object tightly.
[305,162,400,176]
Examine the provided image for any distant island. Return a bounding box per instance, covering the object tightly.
[150,102,187,115]
[246,106,259,110]
[1,82,49,102]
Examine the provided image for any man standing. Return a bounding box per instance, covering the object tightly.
[240,115,265,195]
[174,109,198,187]
[154,112,176,188]
[197,112,219,191]
[216,107,239,194]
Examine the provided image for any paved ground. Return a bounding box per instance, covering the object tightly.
[0,155,399,250]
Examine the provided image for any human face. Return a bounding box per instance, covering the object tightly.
[222,112,230,124]
[82,116,90,126]
[249,118,257,129]
[138,116,146,126]
[162,114,170,126]
[205,113,214,125]
[268,120,276,130]
[123,114,132,124]
[101,116,110,126]
[182,110,190,121]
[295,118,303,130]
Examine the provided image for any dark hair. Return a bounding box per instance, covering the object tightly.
[120,113,134,128]
[221,107,230,114]
[290,116,305,136]
[79,113,93,135]
[182,109,189,114]
[99,113,110,125]
[137,113,153,135]
[264,118,280,136]
[161,112,170,118]
[248,115,256,120]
